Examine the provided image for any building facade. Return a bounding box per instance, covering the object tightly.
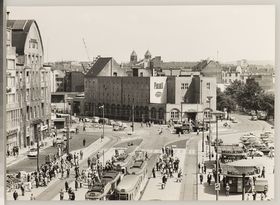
[6,26,23,151]
[7,19,51,149]
[84,57,217,123]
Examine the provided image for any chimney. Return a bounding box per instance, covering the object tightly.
[7,11,10,20]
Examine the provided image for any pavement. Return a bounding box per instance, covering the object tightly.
[141,148,186,200]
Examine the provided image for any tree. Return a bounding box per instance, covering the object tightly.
[217,87,236,112]
[238,79,263,112]
[224,80,244,102]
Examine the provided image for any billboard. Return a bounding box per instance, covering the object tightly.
[150,77,167,103]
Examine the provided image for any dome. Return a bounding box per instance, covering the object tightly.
[144,50,151,58]
[131,50,137,57]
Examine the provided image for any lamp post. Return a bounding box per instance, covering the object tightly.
[99,105,105,142]
[207,96,213,161]
[202,114,205,152]
[209,111,223,201]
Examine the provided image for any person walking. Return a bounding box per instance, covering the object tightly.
[75,179,79,191]
[59,189,64,200]
[80,150,83,160]
[13,190,18,200]
[152,168,156,178]
[207,173,212,186]
[225,183,230,196]
[30,193,35,200]
[199,173,204,184]
[20,184,25,196]
[83,138,86,147]
[65,181,69,192]
[261,166,266,178]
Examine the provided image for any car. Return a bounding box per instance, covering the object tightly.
[109,120,116,126]
[92,116,100,123]
[56,136,63,144]
[251,115,258,121]
[27,148,38,158]
[70,128,76,133]
[230,117,238,123]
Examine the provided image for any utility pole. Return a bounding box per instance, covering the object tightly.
[202,116,205,152]
[66,115,70,155]
[242,173,246,200]
[131,99,134,132]
[102,105,104,141]
[207,96,213,161]
[36,125,40,172]
[216,115,219,201]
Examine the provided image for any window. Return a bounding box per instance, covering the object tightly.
[113,72,117,76]
[181,83,189,89]
[140,72,143,77]
[206,82,210,89]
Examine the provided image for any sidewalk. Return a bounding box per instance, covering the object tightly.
[196,139,274,201]
[6,136,55,167]
[141,148,186,200]
[6,136,110,201]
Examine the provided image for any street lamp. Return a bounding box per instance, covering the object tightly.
[207,96,213,161]
[99,105,105,142]
[211,111,223,201]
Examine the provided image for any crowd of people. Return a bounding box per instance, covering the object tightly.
[151,146,182,189]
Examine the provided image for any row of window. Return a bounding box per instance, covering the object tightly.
[6,109,22,131]
[223,72,239,77]
[26,104,45,121]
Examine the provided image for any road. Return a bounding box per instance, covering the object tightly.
[7,129,101,173]
[178,113,274,200]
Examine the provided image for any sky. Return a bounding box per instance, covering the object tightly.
[8,5,275,63]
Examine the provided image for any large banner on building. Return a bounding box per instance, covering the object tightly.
[150,77,167,103]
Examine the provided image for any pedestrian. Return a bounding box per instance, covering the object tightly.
[225,183,230,196]
[261,193,264,200]
[13,190,18,200]
[162,147,165,154]
[152,168,156,178]
[145,152,148,160]
[71,191,75,200]
[199,173,203,184]
[20,184,25,196]
[198,163,201,170]
[65,181,69,192]
[75,179,78,191]
[30,193,35,200]
[201,165,204,173]
[252,191,257,200]
[204,165,207,174]
[83,138,86,147]
[67,168,70,178]
[261,166,265,178]
[80,150,83,160]
[264,185,268,198]
[87,157,91,168]
[60,189,64,200]
[207,173,212,186]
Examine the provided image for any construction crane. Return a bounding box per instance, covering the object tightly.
[82,38,91,62]
[81,38,92,74]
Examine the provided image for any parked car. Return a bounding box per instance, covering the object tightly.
[109,120,116,126]
[92,116,100,123]
[27,148,38,158]
[251,115,258,121]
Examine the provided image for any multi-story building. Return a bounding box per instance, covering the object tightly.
[64,71,84,92]
[6,26,23,152]
[84,57,216,123]
[7,19,51,148]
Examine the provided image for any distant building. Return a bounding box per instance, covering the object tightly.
[64,71,84,92]
[84,56,217,123]
[50,69,65,93]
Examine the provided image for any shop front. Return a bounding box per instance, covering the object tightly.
[221,160,263,193]
[6,129,18,154]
